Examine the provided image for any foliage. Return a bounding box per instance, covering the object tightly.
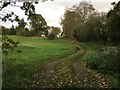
[47,34,55,40]
[28,14,48,36]
[61,1,120,44]
[0,2,37,54]
[83,44,120,73]
[61,1,95,39]
[102,46,120,73]
[16,18,27,36]
[74,12,107,42]
[49,26,61,37]
[2,35,20,55]
[81,42,120,87]
[1,25,9,35]
[9,25,16,35]
[106,1,120,43]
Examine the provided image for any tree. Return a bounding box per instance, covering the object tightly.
[61,1,95,39]
[1,26,9,35]
[106,1,120,43]
[28,14,48,37]
[0,1,53,54]
[16,18,26,36]
[0,2,37,54]
[0,2,36,22]
[74,12,107,42]
[61,10,80,39]
[24,28,29,37]
[49,26,61,37]
[9,25,16,35]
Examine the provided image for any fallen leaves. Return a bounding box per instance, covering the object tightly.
[27,52,111,88]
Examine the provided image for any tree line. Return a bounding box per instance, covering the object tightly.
[61,1,120,44]
[1,1,120,55]
[1,13,61,39]
[0,2,60,54]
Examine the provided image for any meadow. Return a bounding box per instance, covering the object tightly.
[2,36,119,88]
[2,35,76,88]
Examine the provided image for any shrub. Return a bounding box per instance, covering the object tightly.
[2,35,20,55]
[83,46,120,74]
[83,50,103,70]
[47,34,55,40]
[103,47,120,73]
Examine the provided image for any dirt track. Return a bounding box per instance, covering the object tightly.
[26,46,111,88]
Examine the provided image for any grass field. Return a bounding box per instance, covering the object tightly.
[2,36,119,88]
[2,35,76,88]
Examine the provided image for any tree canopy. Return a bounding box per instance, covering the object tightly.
[61,1,120,44]
[106,1,120,43]
[0,2,40,54]
[28,14,48,36]
[61,1,95,39]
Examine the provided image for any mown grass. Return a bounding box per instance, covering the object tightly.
[2,35,76,88]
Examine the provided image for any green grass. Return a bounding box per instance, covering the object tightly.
[2,36,119,88]
[2,35,76,88]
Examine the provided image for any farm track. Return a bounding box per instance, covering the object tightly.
[29,49,79,88]
[43,49,79,77]
[72,61,111,88]
[27,45,111,88]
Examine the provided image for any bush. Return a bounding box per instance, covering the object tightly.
[83,50,103,69]
[47,34,55,40]
[103,47,120,73]
[83,46,120,74]
[2,35,20,55]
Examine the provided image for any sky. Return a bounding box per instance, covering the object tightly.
[0,0,120,28]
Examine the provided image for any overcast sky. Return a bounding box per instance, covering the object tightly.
[0,0,119,28]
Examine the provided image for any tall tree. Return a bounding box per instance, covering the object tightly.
[61,1,95,39]
[106,1,120,43]
[16,18,26,36]
[74,12,107,42]
[28,14,48,36]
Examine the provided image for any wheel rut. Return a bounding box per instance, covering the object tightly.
[29,49,79,88]
[26,45,111,88]
[43,49,79,77]
[72,58,111,88]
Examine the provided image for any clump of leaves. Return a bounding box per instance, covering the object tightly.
[2,35,20,55]
[103,47,120,73]
[47,34,55,40]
